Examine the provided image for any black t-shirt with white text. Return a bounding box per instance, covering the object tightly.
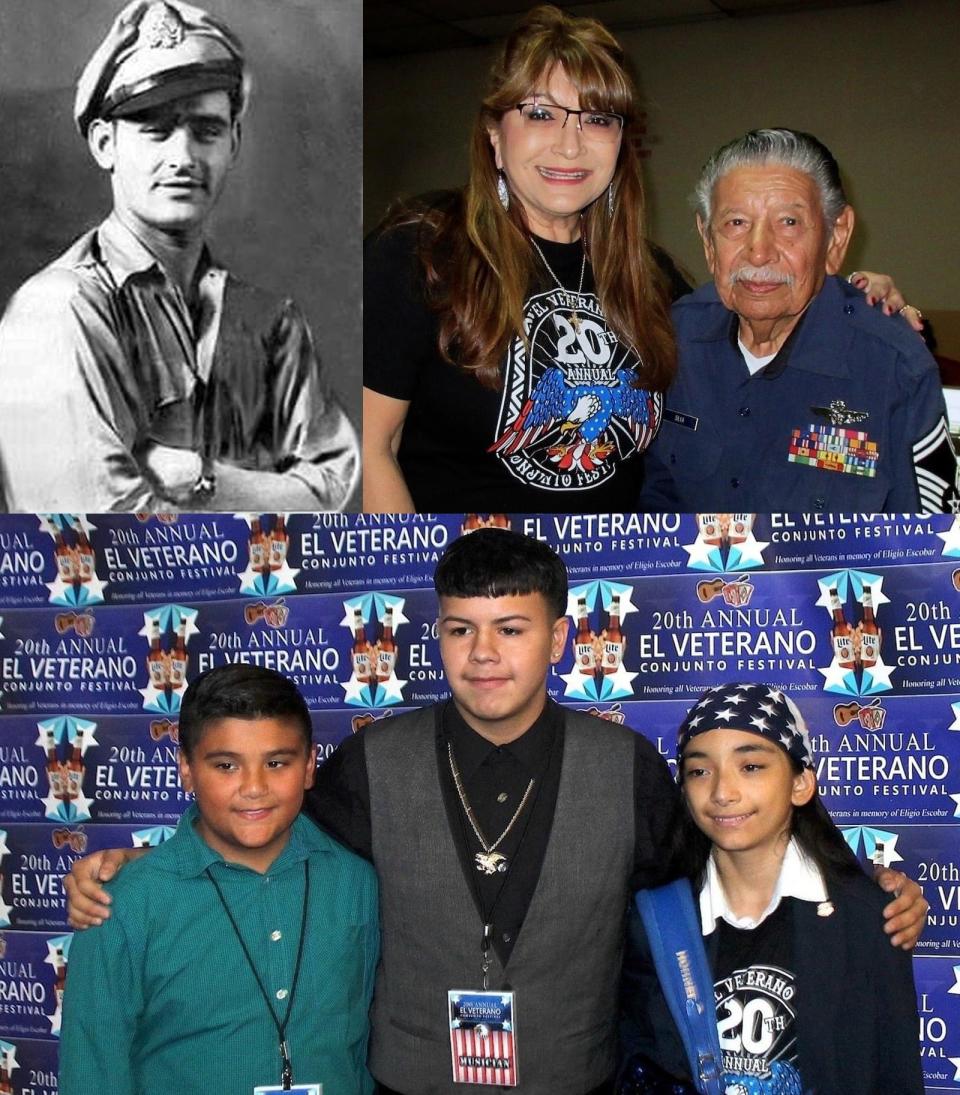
[363,217,684,512]
[710,900,804,1095]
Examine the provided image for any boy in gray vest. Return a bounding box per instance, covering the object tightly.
[65,530,929,1095]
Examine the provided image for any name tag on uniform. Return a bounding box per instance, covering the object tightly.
[448,990,517,1086]
[663,407,698,431]
[255,1085,321,1095]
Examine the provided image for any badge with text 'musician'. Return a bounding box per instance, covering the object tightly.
[788,423,878,477]
[449,990,517,1086]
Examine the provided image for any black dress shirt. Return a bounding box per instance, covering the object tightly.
[305,698,683,966]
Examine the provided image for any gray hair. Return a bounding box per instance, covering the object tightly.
[694,128,848,227]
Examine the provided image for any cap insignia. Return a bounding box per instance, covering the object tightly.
[140,3,186,49]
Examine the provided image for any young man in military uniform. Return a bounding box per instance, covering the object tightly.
[0,0,357,512]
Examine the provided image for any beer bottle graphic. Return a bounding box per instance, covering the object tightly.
[376,606,397,682]
[696,513,724,547]
[146,618,169,692]
[461,514,482,533]
[168,617,189,691]
[44,727,65,802]
[351,608,373,684]
[73,521,95,584]
[64,728,85,803]
[248,516,268,572]
[859,585,881,669]
[574,597,597,675]
[54,528,78,584]
[269,515,289,570]
[828,587,856,669]
[601,595,624,676]
[53,945,68,1008]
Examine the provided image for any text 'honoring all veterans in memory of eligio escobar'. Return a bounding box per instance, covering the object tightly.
[0,511,958,1092]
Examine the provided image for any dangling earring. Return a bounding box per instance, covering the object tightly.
[607,181,615,217]
[497,171,510,211]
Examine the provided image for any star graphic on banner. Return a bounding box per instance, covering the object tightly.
[375,675,407,705]
[341,675,373,705]
[950,1057,960,1083]
[865,831,902,866]
[0,1045,18,1073]
[41,790,63,820]
[949,702,960,730]
[66,790,95,822]
[949,965,960,995]
[598,583,637,620]
[565,586,597,619]
[560,668,598,700]
[48,1006,61,1037]
[859,658,895,693]
[0,831,10,860]
[848,572,888,607]
[683,537,721,570]
[340,599,373,629]
[936,518,960,557]
[596,663,638,700]
[237,563,265,596]
[0,890,12,927]
[950,792,960,819]
[818,660,856,694]
[814,576,847,610]
[726,534,770,569]
[374,597,410,630]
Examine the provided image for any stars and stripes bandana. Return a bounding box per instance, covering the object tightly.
[677,682,814,772]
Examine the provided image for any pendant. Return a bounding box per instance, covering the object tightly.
[475,851,508,874]
[569,312,582,331]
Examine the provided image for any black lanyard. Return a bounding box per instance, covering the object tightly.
[205,860,310,1090]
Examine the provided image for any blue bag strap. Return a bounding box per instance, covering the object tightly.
[634,879,724,1095]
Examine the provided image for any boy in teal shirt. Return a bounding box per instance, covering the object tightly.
[60,664,378,1095]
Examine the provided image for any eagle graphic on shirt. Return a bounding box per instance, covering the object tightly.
[488,288,660,492]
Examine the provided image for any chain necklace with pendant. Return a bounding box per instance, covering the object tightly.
[447,742,535,875]
[529,236,587,330]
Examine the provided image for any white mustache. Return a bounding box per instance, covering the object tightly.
[730,266,794,286]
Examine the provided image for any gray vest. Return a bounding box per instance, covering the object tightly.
[365,705,636,1094]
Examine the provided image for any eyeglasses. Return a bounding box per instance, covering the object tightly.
[514,100,624,143]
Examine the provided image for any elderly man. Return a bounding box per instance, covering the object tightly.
[640,128,958,513]
[0,0,357,512]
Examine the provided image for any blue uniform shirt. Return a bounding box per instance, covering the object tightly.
[639,276,958,512]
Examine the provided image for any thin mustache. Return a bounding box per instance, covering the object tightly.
[730,266,795,285]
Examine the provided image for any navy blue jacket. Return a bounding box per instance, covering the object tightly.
[620,868,924,1094]
[639,276,957,512]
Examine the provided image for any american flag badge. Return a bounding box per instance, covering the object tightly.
[449,990,517,1086]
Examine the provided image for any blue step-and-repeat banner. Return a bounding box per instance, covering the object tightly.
[0,511,958,1093]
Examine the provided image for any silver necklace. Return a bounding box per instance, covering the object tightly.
[530,237,587,330]
[447,742,535,875]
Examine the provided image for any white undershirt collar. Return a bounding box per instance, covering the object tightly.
[699,837,828,935]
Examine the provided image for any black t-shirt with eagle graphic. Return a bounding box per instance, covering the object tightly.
[364,210,689,512]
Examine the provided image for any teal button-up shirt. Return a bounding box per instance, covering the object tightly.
[60,806,378,1095]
